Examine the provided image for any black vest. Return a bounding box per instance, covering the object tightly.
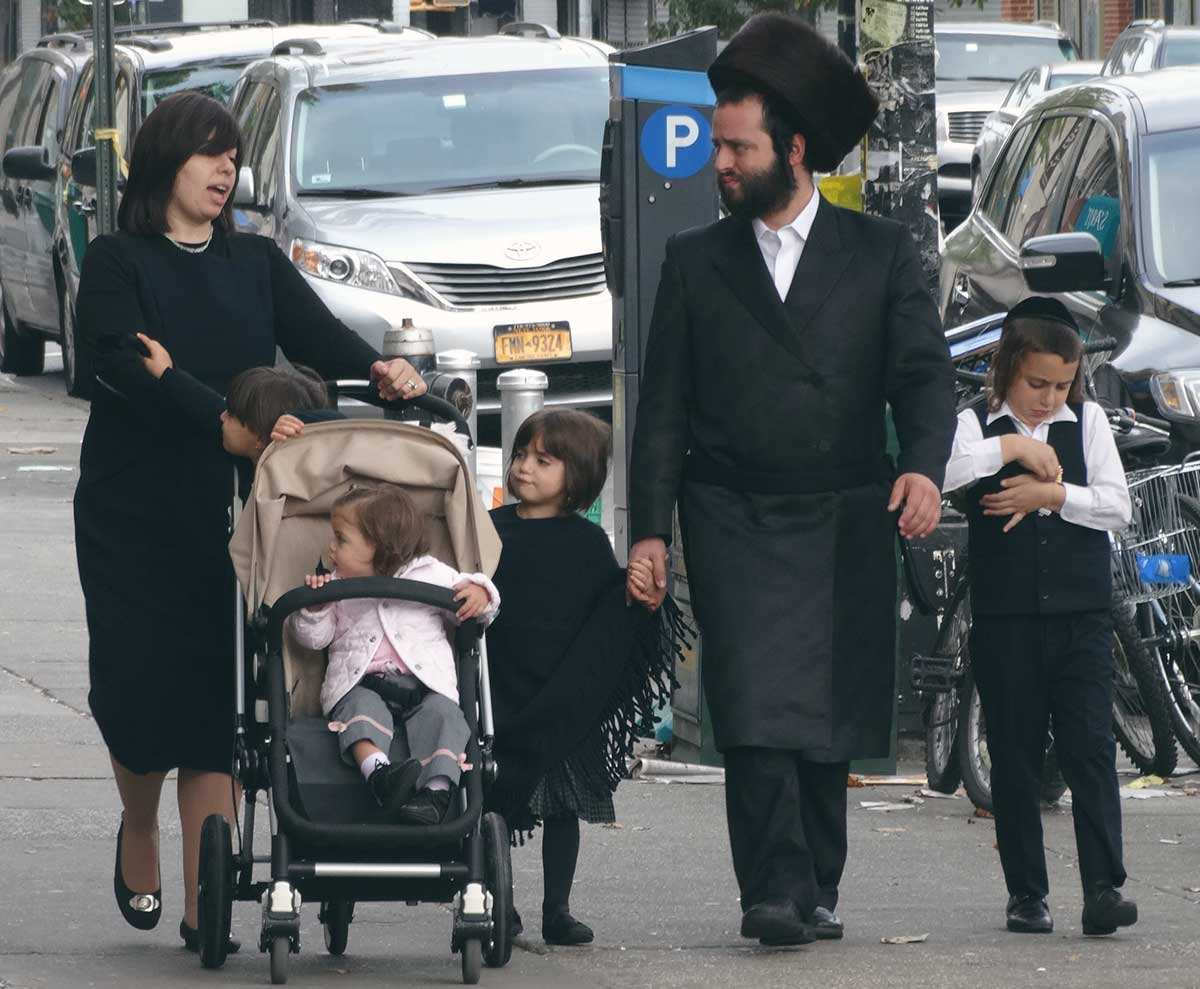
[965,403,1111,617]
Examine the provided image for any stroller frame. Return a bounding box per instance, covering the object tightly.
[200,391,513,986]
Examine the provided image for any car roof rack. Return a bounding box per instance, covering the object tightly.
[36,32,90,50]
[111,19,277,37]
[343,17,434,35]
[498,21,562,38]
[1031,19,1062,31]
[271,37,326,56]
[121,35,173,52]
[1126,17,1166,27]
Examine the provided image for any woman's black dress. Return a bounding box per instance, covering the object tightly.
[74,228,379,775]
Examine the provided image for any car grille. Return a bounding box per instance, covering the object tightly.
[397,253,607,308]
[948,111,989,143]
[476,360,612,404]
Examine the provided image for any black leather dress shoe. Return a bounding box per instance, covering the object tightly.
[811,906,844,940]
[1006,894,1053,934]
[742,898,815,946]
[1082,885,1137,936]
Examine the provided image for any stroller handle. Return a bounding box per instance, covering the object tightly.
[331,379,473,445]
[269,576,465,642]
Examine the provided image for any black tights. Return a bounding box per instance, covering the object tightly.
[542,815,580,917]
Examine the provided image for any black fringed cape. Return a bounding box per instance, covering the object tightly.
[483,505,686,835]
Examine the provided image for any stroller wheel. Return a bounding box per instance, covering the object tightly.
[481,812,513,968]
[460,938,482,985]
[197,814,234,970]
[321,900,353,956]
[269,935,290,985]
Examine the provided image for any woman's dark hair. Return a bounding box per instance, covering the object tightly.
[715,82,806,175]
[988,317,1085,411]
[506,409,611,514]
[118,92,243,235]
[226,364,329,442]
[333,485,430,576]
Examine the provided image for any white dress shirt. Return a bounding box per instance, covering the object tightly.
[752,189,820,301]
[944,400,1131,532]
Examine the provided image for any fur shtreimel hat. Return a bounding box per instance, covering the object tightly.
[1005,296,1079,332]
[707,13,879,173]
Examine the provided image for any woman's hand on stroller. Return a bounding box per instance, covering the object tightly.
[135,333,173,379]
[627,558,665,612]
[453,581,491,621]
[370,358,429,403]
[270,414,306,444]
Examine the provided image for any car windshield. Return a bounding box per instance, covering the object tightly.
[142,61,251,116]
[1162,37,1200,67]
[935,35,1076,81]
[1142,127,1200,285]
[292,68,608,196]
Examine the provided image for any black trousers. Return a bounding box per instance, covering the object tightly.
[971,611,1126,899]
[724,749,848,917]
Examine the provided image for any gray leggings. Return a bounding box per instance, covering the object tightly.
[329,673,470,789]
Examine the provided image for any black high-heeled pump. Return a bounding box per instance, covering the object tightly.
[180,919,241,954]
[114,818,162,931]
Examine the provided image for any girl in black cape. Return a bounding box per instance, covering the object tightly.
[485,410,682,946]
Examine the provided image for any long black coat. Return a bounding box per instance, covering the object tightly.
[74,228,379,775]
[629,197,955,760]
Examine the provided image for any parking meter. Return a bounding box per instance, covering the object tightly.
[602,27,718,567]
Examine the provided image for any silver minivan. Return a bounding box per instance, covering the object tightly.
[229,33,614,418]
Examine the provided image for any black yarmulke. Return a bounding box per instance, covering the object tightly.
[1005,296,1078,332]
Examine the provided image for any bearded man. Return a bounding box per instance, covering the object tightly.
[626,14,956,945]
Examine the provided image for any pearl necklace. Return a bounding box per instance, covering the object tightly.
[164,230,213,254]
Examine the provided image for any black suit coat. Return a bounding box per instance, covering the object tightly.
[628,197,955,756]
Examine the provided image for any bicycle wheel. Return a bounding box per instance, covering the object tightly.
[958,668,992,813]
[1151,590,1200,765]
[1111,600,1177,776]
[923,577,970,793]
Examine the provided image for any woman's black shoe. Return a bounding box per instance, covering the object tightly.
[1082,886,1137,936]
[542,911,594,946]
[180,919,241,954]
[1006,894,1053,934]
[510,907,524,938]
[114,819,161,931]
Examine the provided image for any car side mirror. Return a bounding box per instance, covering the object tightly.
[3,145,55,182]
[1019,232,1108,294]
[70,146,97,188]
[233,166,255,208]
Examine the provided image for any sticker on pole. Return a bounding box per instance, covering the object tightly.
[640,106,712,179]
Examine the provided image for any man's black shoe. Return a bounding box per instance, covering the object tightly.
[811,906,844,940]
[1006,894,1053,934]
[396,787,452,826]
[543,911,594,946]
[741,898,815,946]
[367,758,421,817]
[1082,885,1137,936]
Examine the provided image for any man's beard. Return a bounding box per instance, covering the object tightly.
[718,149,797,220]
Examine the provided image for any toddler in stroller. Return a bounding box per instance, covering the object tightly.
[216,395,514,985]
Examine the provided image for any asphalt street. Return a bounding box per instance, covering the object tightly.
[2,360,1199,989]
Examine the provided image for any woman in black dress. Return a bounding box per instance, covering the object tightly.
[74,93,428,949]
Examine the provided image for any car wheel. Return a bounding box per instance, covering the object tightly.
[0,294,44,376]
[59,283,92,398]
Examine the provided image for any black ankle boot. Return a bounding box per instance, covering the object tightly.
[1082,885,1137,936]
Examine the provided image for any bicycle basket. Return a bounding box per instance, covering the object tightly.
[1112,461,1200,604]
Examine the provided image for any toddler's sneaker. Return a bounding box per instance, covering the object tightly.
[368,758,422,817]
[397,787,452,826]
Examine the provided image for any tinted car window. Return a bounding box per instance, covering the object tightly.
[75,68,132,166]
[1047,71,1095,89]
[982,121,1033,227]
[1060,121,1121,268]
[249,89,281,209]
[1131,36,1158,71]
[1161,37,1200,67]
[1003,115,1090,246]
[1005,71,1034,108]
[232,80,270,150]
[935,35,1076,82]
[36,78,61,155]
[1142,126,1200,284]
[5,59,50,151]
[142,60,251,116]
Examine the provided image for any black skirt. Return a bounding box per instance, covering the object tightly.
[528,763,616,824]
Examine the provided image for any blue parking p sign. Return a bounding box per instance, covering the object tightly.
[640,105,712,179]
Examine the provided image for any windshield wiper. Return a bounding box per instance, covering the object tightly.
[296,187,406,199]
[1163,278,1200,287]
[429,178,596,192]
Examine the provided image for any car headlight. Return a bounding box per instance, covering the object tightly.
[289,238,444,309]
[937,111,949,144]
[1151,370,1200,421]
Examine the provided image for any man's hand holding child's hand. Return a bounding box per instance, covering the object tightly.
[627,558,666,612]
[454,582,491,621]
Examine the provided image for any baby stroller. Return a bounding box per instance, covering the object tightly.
[210,387,512,985]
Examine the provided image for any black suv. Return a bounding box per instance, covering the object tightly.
[940,68,1200,451]
[1102,19,1200,75]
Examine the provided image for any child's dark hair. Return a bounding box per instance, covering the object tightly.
[332,485,430,576]
[506,409,611,514]
[988,299,1085,411]
[226,364,329,442]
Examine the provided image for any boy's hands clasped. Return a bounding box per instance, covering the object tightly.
[988,435,1067,532]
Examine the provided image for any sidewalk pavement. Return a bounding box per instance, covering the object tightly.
[2,366,1199,989]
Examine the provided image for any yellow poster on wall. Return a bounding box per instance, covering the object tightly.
[819,173,864,212]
